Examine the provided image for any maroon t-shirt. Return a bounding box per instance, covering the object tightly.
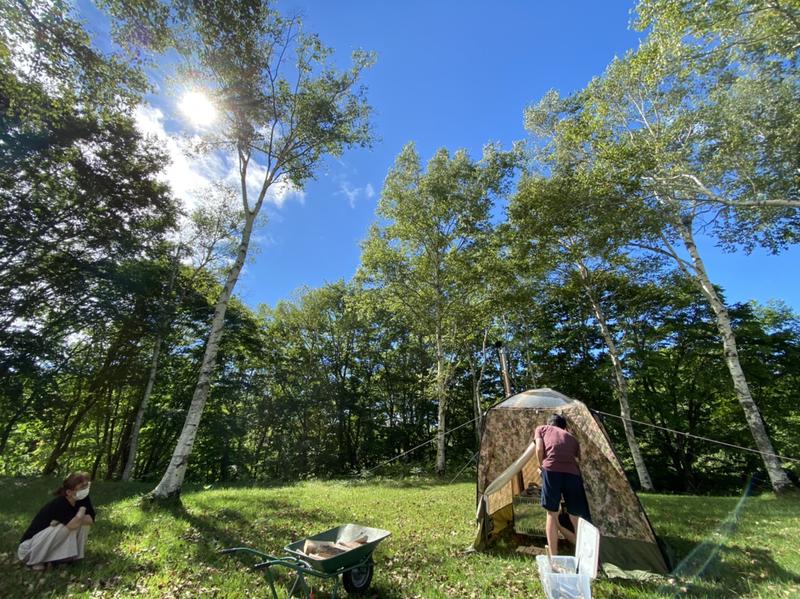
[535,424,581,475]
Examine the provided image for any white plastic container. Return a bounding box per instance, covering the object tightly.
[535,518,600,599]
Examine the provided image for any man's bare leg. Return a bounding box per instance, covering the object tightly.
[545,510,560,556]
[558,522,576,545]
[569,514,580,537]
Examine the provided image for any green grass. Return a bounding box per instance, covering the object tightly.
[1,477,798,598]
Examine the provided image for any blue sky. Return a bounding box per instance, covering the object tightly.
[81,0,799,312]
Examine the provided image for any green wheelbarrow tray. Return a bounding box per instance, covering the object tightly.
[284,523,391,574]
[220,523,390,598]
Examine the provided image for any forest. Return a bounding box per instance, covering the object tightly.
[1,0,798,501]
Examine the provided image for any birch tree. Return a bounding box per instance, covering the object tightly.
[634,0,800,213]
[359,143,515,475]
[107,0,373,497]
[510,175,655,491]
[524,1,797,492]
[121,187,242,481]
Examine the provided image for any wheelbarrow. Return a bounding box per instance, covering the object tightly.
[221,523,391,598]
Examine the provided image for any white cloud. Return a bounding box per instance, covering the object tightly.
[223,161,305,209]
[133,104,166,138]
[134,104,214,209]
[337,180,375,208]
[339,181,360,208]
[250,232,278,247]
[134,103,304,211]
[266,174,305,207]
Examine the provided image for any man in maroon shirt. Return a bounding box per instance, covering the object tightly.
[535,414,590,555]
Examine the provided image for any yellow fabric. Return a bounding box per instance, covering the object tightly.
[489,504,514,536]
[522,454,541,488]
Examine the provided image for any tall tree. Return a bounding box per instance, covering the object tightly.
[524,0,798,491]
[0,0,177,464]
[106,0,373,497]
[634,0,800,204]
[121,187,243,481]
[360,143,515,475]
[510,175,656,490]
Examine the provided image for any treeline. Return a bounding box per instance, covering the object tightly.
[1,0,798,495]
[2,258,798,493]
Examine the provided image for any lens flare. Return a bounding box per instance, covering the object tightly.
[179,90,217,127]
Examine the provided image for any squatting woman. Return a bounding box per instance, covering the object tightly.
[18,472,95,570]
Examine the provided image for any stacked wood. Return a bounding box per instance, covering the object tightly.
[301,535,368,560]
[339,534,368,549]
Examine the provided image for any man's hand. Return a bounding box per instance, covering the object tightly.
[50,519,60,527]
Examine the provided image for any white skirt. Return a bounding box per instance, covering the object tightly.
[17,523,90,566]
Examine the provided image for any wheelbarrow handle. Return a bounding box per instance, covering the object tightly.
[221,547,314,573]
[219,547,276,560]
[253,558,295,570]
[254,556,315,572]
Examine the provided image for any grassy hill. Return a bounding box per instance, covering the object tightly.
[1,477,798,598]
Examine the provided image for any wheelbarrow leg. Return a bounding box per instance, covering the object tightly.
[287,571,311,598]
[262,566,281,599]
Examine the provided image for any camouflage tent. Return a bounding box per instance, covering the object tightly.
[473,388,669,574]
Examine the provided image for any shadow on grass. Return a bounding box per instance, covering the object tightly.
[0,545,151,598]
[598,534,800,598]
[335,475,474,490]
[184,478,303,491]
[143,495,332,546]
[673,541,800,597]
[143,496,403,599]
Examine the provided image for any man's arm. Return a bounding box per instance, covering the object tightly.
[535,436,545,467]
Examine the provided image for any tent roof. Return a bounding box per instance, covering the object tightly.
[493,388,578,410]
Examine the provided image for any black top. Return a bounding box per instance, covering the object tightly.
[21,496,96,542]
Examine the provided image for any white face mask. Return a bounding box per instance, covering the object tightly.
[75,484,90,501]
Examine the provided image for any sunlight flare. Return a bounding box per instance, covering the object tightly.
[179,90,217,127]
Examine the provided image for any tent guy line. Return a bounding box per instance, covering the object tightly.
[356,416,481,478]
[356,400,798,481]
[591,409,800,465]
[449,450,480,484]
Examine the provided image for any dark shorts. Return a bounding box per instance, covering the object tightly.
[540,469,591,521]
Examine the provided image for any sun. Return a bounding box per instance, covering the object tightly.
[179,90,217,127]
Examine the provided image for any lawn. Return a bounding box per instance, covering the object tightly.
[0,477,798,598]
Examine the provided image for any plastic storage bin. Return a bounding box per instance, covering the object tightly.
[535,518,599,599]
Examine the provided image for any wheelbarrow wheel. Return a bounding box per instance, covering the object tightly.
[342,561,373,594]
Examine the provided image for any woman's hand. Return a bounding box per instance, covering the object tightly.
[67,506,88,530]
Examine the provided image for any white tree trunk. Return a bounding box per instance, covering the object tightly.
[435,333,447,476]
[123,249,183,482]
[676,218,793,494]
[121,332,163,481]
[469,329,489,447]
[152,213,257,498]
[577,264,654,491]
[472,383,482,446]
